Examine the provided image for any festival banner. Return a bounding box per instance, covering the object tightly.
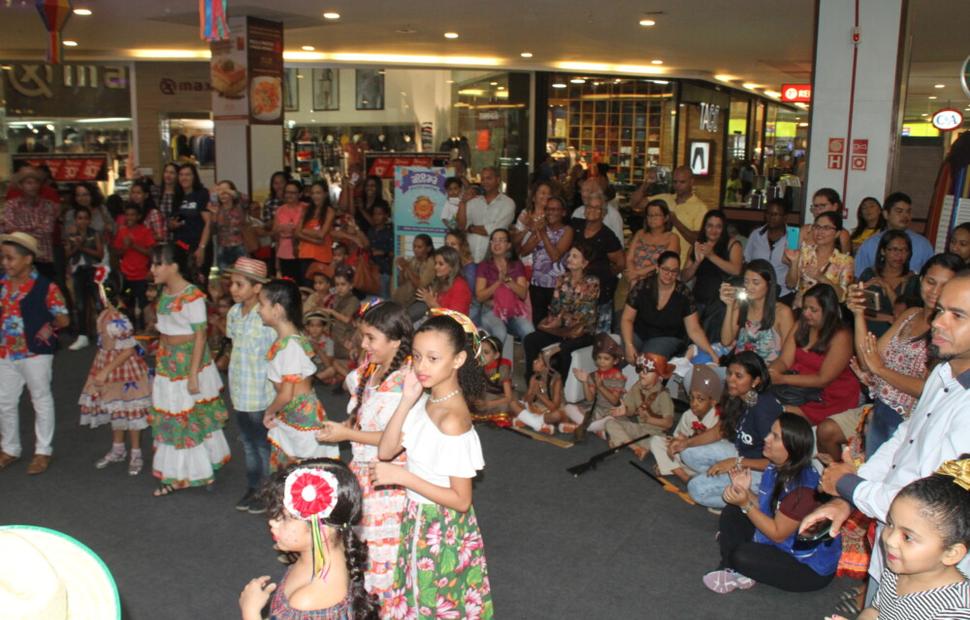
[392,166,449,263]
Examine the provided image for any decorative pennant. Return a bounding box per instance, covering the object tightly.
[199,0,230,42]
[35,0,73,64]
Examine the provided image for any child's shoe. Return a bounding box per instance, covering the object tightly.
[95,446,126,469]
[128,452,144,476]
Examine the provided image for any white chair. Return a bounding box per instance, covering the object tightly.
[562,334,637,402]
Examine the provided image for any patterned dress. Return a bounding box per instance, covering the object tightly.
[151,284,231,488]
[268,568,355,620]
[266,334,338,470]
[345,361,408,614]
[628,231,673,283]
[79,308,152,430]
[386,396,493,620]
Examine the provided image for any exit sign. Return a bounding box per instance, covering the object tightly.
[781,84,812,103]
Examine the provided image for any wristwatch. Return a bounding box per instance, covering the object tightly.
[741,501,755,515]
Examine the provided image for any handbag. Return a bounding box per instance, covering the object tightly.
[352,248,381,294]
[769,371,823,406]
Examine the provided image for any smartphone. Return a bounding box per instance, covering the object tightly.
[786,226,800,251]
[863,289,882,314]
[735,286,748,303]
[797,519,833,542]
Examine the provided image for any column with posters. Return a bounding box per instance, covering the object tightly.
[392,167,449,282]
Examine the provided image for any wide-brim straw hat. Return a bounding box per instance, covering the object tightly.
[0,232,39,256]
[11,166,45,185]
[222,256,270,283]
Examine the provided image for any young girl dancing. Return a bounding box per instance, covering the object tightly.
[373,308,493,619]
[827,456,970,620]
[259,279,338,469]
[79,267,152,476]
[149,243,230,496]
[316,299,411,612]
[239,458,380,620]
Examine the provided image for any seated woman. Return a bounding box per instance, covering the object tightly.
[947,222,970,267]
[415,246,472,316]
[681,209,743,340]
[675,351,782,509]
[857,230,918,337]
[620,250,718,362]
[784,211,854,308]
[392,233,435,310]
[817,253,962,461]
[849,196,885,254]
[624,198,681,287]
[518,194,573,326]
[800,187,852,255]
[769,283,859,426]
[523,243,599,380]
[475,228,535,346]
[719,259,795,365]
[703,413,841,594]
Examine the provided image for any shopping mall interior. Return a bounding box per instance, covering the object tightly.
[2,1,970,618]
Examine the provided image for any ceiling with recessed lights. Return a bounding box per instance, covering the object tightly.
[0,0,966,121]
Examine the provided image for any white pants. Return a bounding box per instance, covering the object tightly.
[0,355,55,457]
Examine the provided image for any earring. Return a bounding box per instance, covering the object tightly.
[742,389,759,407]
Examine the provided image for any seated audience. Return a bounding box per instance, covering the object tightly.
[392,234,435,312]
[571,190,624,330]
[623,198,681,287]
[800,187,851,254]
[719,259,795,364]
[473,335,515,415]
[652,365,722,483]
[785,211,854,307]
[948,222,970,267]
[513,348,565,433]
[561,334,626,441]
[475,228,534,346]
[416,246,472,316]
[854,192,934,278]
[857,230,918,337]
[743,199,797,304]
[604,353,675,461]
[519,194,573,326]
[849,196,885,254]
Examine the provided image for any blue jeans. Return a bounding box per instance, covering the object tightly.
[379,273,391,300]
[235,410,270,490]
[865,399,904,459]
[628,332,687,359]
[480,308,535,346]
[682,440,763,509]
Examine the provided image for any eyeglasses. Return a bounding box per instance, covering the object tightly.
[811,203,830,210]
[659,266,680,275]
[812,224,837,232]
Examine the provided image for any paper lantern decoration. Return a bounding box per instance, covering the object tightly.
[35,0,73,64]
[199,0,230,42]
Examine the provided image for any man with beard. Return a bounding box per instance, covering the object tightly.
[800,274,970,600]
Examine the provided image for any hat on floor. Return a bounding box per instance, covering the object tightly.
[0,232,39,256]
[222,257,269,283]
[690,365,723,401]
[0,525,120,620]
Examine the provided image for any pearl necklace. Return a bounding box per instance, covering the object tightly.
[429,389,461,404]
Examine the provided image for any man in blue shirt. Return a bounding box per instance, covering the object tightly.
[854,192,933,278]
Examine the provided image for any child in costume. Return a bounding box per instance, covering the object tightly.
[239,458,380,620]
[316,299,411,612]
[224,257,277,514]
[149,242,231,496]
[305,271,333,313]
[826,457,970,620]
[474,335,514,415]
[79,266,152,476]
[512,347,564,434]
[651,364,722,483]
[304,311,333,371]
[259,279,338,469]
[562,334,626,440]
[374,309,493,619]
[604,353,675,460]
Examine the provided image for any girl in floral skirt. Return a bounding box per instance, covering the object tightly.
[316,299,411,614]
[79,267,152,476]
[149,242,231,496]
[373,308,493,619]
[258,279,338,470]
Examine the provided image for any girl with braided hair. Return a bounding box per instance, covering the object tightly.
[240,458,379,620]
[373,308,493,619]
[316,299,411,613]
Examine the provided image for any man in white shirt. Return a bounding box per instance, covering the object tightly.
[572,176,625,247]
[458,166,515,262]
[802,275,970,592]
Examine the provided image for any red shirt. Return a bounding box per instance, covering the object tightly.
[438,277,472,315]
[113,224,155,280]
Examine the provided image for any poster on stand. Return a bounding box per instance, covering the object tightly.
[210,17,248,121]
[392,167,449,272]
[246,17,284,125]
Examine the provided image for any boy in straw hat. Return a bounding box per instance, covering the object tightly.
[604,352,675,460]
[224,257,277,513]
[0,233,70,475]
[651,364,723,483]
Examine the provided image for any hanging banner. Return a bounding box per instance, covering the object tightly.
[13,153,109,182]
[210,16,283,124]
[392,166,449,260]
[210,17,248,121]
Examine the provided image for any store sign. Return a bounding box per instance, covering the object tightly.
[1,62,130,117]
[159,78,211,95]
[932,108,964,131]
[365,153,451,179]
[781,84,812,103]
[12,153,109,182]
[699,102,720,132]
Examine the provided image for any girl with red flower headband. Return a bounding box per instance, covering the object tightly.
[316,300,412,612]
[239,458,380,620]
[373,310,494,619]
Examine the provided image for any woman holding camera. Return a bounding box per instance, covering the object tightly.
[719,259,794,364]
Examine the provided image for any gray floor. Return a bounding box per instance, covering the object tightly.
[0,348,850,619]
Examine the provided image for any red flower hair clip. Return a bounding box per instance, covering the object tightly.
[175,240,190,251]
[94,265,110,285]
[284,468,339,521]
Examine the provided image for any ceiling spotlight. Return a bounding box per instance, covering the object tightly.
[934,83,945,89]
[552,82,567,89]
[714,74,736,82]
[570,78,586,84]
[928,95,937,100]
[489,81,498,86]
[63,40,78,47]
[650,59,663,65]
[520,52,533,58]
[651,80,669,85]
[322,12,340,20]
[73,8,92,15]
[444,32,459,39]
[301,45,315,51]
[639,18,656,27]
[742,82,760,90]
[921,113,928,117]
[446,79,455,84]
[497,86,506,90]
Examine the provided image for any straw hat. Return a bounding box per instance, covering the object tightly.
[0,525,120,620]
[222,256,269,283]
[0,232,39,256]
[11,166,45,186]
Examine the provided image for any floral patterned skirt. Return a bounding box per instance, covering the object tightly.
[267,392,337,471]
[386,498,493,620]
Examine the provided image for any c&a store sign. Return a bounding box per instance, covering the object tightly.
[1,62,131,117]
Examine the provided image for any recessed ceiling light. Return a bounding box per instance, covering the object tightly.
[639,18,656,27]
[928,95,937,100]
[63,40,78,47]
[570,78,586,84]
[497,86,506,90]
[322,12,340,20]
[520,52,533,58]
[921,113,928,117]
[715,74,736,82]
[444,32,459,39]
[489,81,498,86]
[934,83,945,89]
[651,80,669,85]
[764,89,781,98]
[552,82,567,89]
[73,8,92,16]
[446,79,454,84]
[650,59,663,65]
[301,45,315,51]
[742,82,760,89]
[798,122,809,127]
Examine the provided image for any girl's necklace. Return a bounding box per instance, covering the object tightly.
[429,389,461,404]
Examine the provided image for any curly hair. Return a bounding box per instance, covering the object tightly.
[894,454,970,549]
[416,314,486,399]
[350,302,413,424]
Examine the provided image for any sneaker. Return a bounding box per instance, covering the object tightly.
[707,507,723,516]
[95,449,126,469]
[558,422,577,434]
[511,418,529,430]
[539,424,556,435]
[235,489,256,512]
[702,569,740,594]
[68,335,90,351]
[128,454,143,476]
[247,496,267,515]
[734,573,756,590]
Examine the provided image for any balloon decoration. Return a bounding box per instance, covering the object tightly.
[34,0,73,64]
[199,0,230,42]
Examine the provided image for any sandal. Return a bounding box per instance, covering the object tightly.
[832,597,861,618]
[153,483,178,497]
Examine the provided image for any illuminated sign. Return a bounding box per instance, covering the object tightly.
[781,84,812,103]
[932,108,964,131]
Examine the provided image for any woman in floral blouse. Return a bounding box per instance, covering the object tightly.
[523,242,600,380]
[784,211,854,308]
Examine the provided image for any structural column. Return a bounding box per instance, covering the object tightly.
[805,0,909,228]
